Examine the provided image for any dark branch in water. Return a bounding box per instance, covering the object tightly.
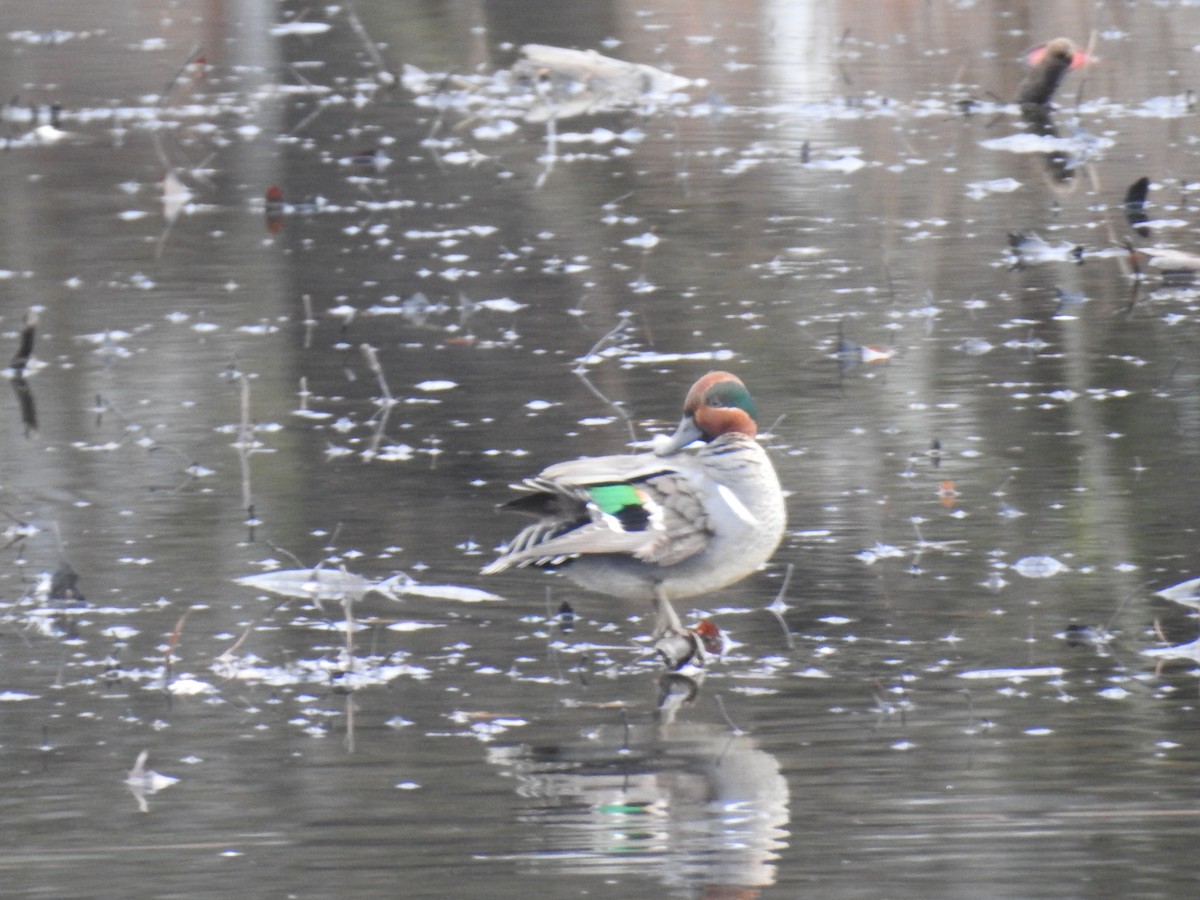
[10,308,37,372]
[10,376,37,436]
[158,44,204,108]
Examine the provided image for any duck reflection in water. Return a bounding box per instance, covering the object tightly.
[487,704,789,897]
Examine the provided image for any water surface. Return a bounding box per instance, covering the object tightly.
[4,1,1200,897]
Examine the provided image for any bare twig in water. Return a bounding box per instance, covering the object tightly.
[359,345,398,459]
[344,3,394,86]
[297,377,312,412]
[287,102,326,138]
[1152,617,1167,644]
[571,315,639,441]
[573,367,638,444]
[342,588,356,673]
[574,313,634,372]
[284,64,332,136]
[301,294,316,348]
[714,694,746,736]
[215,623,255,665]
[344,693,357,754]
[766,563,796,650]
[165,609,191,666]
[161,607,193,690]
[268,541,309,570]
[535,114,558,189]
[1104,580,1154,633]
[215,593,295,668]
[158,44,205,108]
[237,374,255,530]
[360,343,394,404]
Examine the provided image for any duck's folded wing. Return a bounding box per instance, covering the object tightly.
[483,456,711,573]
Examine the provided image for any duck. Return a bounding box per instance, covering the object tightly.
[482,371,786,643]
[1017,38,1090,107]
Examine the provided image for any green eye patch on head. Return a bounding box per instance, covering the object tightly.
[705,380,757,420]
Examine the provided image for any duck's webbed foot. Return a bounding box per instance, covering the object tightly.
[652,587,726,670]
[655,629,706,670]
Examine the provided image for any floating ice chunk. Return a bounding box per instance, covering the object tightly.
[957,337,994,355]
[958,666,1065,680]
[965,177,1021,200]
[415,380,457,391]
[1012,555,1067,578]
[270,21,332,36]
[856,542,906,564]
[375,443,415,462]
[169,675,216,696]
[794,667,832,678]
[473,120,519,140]
[558,128,617,144]
[476,297,525,313]
[623,231,660,249]
[78,330,133,344]
[387,621,445,632]
[1133,94,1196,118]
[806,155,866,173]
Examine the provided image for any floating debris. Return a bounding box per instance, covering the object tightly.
[402,43,695,126]
[1006,232,1084,266]
[1154,577,1200,610]
[235,568,501,603]
[269,20,332,37]
[125,750,180,813]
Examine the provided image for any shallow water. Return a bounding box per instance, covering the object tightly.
[4,1,1200,897]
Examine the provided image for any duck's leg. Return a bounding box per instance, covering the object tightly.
[652,584,684,638]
